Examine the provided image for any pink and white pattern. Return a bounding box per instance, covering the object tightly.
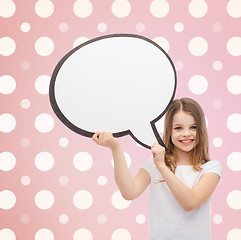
[1,0,241,239]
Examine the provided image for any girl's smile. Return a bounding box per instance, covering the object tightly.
[179,139,194,144]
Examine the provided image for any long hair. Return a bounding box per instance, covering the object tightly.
[163,98,210,173]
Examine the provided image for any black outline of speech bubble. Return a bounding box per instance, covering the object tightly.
[49,34,177,149]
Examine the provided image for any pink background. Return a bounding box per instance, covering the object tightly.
[1,0,241,239]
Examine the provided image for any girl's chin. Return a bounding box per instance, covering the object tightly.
[175,144,196,153]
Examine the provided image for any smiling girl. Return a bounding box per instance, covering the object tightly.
[92,98,222,240]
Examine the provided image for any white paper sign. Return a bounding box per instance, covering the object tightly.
[49,34,176,149]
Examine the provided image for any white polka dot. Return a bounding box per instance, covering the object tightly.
[35,75,51,95]
[227,0,241,18]
[73,190,93,210]
[0,190,16,210]
[174,61,184,71]
[59,214,69,224]
[212,22,222,32]
[20,214,30,224]
[0,0,16,18]
[150,0,169,18]
[73,229,93,240]
[73,37,89,48]
[213,61,223,71]
[35,113,54,133]
[21,61,30,70]
[136,214,146,224]
[227,190,241,210]
[0,228,16,240]
[188,75,208,95]
[21,176,31,186]
[227,113,241,133]
[227,152,241,171]
[152,37,170,53]
[35,152,54,171]
[227,75,241,95]
[227,37,241,56]
[227,228,241,240]
[21,99,31,109]
[59,22,69,32]
[73,152,93,171]
[97,22,107,32]
[112,152,131,168]
[20,137,31,147]
[0,152,16,171]
[97,176,108,186]
[213,214,223,224]
[73,0,93,18]
[136,22,145,32]
[112,228,131,240]
[212,99,222,109]
[20,61,30,71]
[0,113,16,133]
[35,190,54,210]
[0,75,16,94]
[20,22,31,32]
[112,0,131,18]
[174,23,184,32]
[188,37,208,56]
[59,176,69,186]
[35,228,54,240]
[97,214,107,224]
[20,61,30,70]
[188,0,208,18]
[59,137,69,147]
[35,0,54,18]
[35,37,54,56]
[212,137,223,148]
[111,190,131,210]
[0,37,16,56]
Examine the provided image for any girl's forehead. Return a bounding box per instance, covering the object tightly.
[172,111,195,123]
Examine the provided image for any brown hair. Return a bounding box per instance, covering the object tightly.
[163,98,210,173]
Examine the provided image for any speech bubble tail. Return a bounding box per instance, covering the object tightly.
[130,122,167,150]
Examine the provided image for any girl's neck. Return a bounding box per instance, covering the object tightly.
[175,150,192,166]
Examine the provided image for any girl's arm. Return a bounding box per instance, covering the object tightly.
[92,132,150,200]
[151,143,221,212]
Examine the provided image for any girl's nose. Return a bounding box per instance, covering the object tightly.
[182,129,190,137]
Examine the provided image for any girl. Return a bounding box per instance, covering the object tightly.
[92,98,222,240]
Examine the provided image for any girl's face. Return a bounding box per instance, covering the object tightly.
[171,111,198,155]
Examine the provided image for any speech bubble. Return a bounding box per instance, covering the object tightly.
[49,34,176,149]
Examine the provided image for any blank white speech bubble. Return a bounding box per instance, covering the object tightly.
[49,34,176,149]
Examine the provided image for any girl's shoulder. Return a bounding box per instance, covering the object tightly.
[141,157,155,175]
[201,160,223,177]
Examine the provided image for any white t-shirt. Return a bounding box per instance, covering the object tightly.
[142,159,223,240]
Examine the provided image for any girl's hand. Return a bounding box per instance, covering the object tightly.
[92,132,120,150]
[151,143,166,169]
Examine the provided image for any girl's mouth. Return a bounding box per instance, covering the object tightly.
[179,139,194,143]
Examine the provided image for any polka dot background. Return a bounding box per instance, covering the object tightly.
[1,0,241,239]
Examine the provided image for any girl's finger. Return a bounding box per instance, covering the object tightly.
[92,132,100,144]
[151,142,158,147]
[92,132,97,141]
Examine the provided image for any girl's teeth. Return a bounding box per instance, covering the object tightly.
[181,140,192,143]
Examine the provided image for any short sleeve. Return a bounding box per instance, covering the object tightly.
[141,157,155,176]
[202,160,223,178]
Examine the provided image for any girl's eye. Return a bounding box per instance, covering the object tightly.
[191,126,197,129]
[174,127,181,130]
